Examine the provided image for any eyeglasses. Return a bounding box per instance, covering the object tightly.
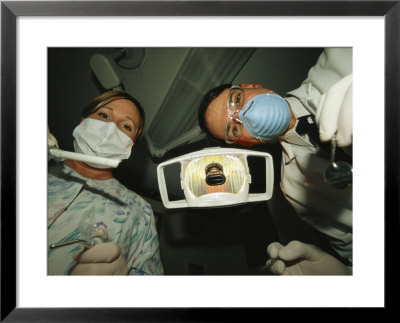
[225,85,245,144]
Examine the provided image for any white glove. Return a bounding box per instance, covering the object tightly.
[316,74,353,147]
[69,242,128,275]
[48,127,59,148]
[266,241,352,275]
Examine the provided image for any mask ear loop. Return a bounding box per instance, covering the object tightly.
[256,137,269,143]
[225,109,243,145]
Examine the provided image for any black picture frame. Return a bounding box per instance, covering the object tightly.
[1,0,398,321]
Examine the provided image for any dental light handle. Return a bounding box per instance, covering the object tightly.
[157,161,189,209]
[246,151,274,202]
[49,147,121,168]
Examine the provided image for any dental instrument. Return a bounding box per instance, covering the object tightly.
[324,134,353,189]
[49,235,108,249]
[49,147,121,168]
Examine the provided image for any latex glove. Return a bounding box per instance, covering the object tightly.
[316,74,352,147]
[48,127,59,148]
[69,242,128,275]
[266,241,352,275]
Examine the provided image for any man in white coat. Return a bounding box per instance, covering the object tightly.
[198,48,353,274]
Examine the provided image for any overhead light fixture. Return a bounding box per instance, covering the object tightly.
[89,48,146,91]
[157,147,274,208]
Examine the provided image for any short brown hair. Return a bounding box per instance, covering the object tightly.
[198,84,231,144]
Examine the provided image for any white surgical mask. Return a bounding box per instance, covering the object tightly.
[72,118,134,168]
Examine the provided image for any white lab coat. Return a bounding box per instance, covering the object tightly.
[280,48,353,263]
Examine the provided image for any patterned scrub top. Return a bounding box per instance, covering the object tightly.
[48,160,164,275]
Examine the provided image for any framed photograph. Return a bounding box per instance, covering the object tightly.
[1,0,398,320]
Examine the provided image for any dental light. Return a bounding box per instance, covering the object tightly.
[157,147,274,208]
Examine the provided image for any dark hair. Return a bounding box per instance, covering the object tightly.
[82,90,145,143]
[198,83,231,144]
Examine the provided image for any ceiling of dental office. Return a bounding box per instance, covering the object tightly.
[48,47,323,206]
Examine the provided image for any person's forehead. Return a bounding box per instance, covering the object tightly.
[213,88,230,110]
[107,99,139,118]
[207,89,230,118]
[204,89,231,140]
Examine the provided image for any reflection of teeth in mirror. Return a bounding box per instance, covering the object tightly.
[205,183,226,194]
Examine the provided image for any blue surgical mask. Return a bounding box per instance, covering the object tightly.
[238,93,291,140]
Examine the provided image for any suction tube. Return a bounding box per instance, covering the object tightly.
[49,148,121,168]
